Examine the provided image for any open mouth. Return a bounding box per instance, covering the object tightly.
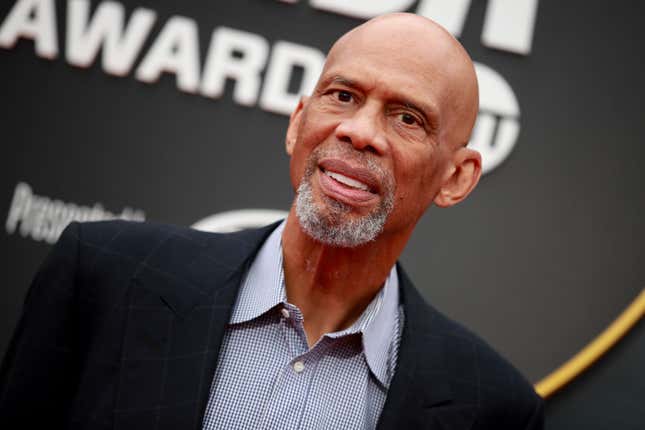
[318,158,380,193]
[316,158,381,206]
[322,168,372,192]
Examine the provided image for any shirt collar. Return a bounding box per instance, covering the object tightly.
[229,220,287,324]
[361,264,399,388]
[230,219,399,387]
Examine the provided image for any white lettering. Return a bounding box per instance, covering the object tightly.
[310,0,415,19]
[66,0,155,76]
[5,182,32,235]
[482,0,539,55]
[416,0,471,37]
[135,16,200,93]
[0,0,58,58]
[468,63,520,174]
[417,0,539,55]
[200,27,269,106]
[260,41,324,115]
[5,182,145,244]
[0,0,528,174]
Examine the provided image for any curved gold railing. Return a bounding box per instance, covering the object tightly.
[534,288,645,398]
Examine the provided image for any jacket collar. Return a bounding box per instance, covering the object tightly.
[132,221,280,319]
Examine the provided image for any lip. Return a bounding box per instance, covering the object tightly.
[316,158,381,207]
[318,158,381,193]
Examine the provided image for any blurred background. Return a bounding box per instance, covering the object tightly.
[1,1,644,427]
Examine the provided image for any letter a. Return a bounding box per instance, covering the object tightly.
[0,0,58,58]
[135,16,200,93]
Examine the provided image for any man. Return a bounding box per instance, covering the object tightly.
[0,13,543,430]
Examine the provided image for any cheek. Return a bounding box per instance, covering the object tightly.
[289,118,340,187]
[289,140,315,190]
[289,156,302,190]
[392,151,442,209]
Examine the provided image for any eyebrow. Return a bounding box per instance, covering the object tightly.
[327,75,358,89]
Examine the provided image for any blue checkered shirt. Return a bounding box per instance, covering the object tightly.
[202,221,402,429]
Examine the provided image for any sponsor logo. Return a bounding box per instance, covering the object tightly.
[5,181,145,244]
[470,63,521,174]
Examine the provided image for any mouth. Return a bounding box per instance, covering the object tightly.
[316,159,381,206]
[323,169,371,191]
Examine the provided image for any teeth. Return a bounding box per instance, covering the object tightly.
[325,170,369,191]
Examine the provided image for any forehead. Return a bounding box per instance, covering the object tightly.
[320,29,455,110]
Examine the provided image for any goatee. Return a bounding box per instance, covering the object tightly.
[295,145,395,247]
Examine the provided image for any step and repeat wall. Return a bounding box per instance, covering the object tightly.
[1,1,644,427]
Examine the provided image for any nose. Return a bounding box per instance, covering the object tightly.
[334,104,388,155]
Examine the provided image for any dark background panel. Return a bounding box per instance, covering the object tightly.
[545,318,645,429]
[1,1,644,427]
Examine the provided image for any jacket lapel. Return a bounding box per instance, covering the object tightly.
[377,267,473,430]
[114,222,279,429]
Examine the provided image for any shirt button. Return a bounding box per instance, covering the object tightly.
[281,308,290,319]
[293,361,305,373]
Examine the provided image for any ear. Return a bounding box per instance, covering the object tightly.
[285,96,309,156]
[434,147,482,208]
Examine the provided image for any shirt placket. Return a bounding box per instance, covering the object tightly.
[260,303,329,430]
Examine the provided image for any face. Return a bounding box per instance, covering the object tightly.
[287,19,479,246]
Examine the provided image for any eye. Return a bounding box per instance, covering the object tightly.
[400,112,417,125]
[398,112,425,128]
[336,90,353,102]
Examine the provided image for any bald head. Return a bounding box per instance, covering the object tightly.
[322,13,479,148]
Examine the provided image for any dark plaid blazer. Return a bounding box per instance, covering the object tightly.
[0,220,543,429]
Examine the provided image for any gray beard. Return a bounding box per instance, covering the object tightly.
[295,151,395,248]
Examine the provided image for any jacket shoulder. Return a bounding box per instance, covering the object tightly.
[434,307,540,400]
[71,219,273,263]
[58,221,217,297]
[73,220,209,256]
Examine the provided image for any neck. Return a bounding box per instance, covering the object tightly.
[281,206,410,346]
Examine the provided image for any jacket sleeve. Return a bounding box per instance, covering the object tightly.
[0,222,82,426]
